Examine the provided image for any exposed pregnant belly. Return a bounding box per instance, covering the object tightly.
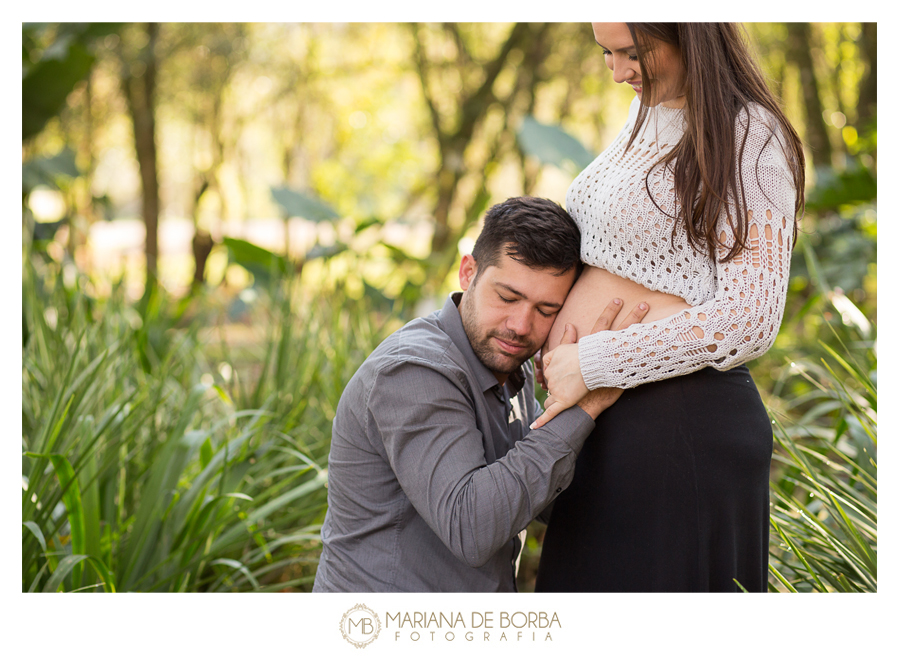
[546,266,692,352]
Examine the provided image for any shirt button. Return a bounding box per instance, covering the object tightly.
[555,487,562,493]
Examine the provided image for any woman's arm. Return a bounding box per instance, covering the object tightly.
[535,109,797,423]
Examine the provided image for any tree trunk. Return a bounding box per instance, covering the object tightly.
[856,22,876,134]
[190,177,211,288]
[411,22,533,261]
[786,22,832,168]
[121,23,161,280]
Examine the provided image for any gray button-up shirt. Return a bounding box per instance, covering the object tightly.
[312,293,595,592]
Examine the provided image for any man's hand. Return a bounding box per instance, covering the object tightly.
[534,349,547,391]
[542,387,623,420]
[530,299,649,428]
[575,387,624,418]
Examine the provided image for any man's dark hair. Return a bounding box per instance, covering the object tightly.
[471,196,582,280]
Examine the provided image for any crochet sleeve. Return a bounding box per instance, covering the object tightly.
[578,108,797,390]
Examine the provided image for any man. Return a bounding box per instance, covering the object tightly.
[313,196,646,592]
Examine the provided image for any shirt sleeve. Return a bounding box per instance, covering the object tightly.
[578,108,797,390]
[369,357,594,568]
[530,394,556,525]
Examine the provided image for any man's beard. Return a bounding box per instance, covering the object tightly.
[460,295,535,376]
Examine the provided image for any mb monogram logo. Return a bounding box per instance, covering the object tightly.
[340,604,382,648]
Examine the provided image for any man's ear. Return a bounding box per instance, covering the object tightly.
[459,254,478,291]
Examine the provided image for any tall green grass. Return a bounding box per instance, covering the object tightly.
[22,253,390,592]
[24,247,875,593]
[759,223,877,592]
[766,332,877,592]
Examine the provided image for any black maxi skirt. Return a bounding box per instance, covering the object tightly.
[535,365,773,593]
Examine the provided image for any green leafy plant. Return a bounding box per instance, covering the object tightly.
[22,246,388,592]
[23,23,122,140]
[766,331,876,592]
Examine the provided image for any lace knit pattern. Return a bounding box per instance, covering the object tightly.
[571,98,797,389]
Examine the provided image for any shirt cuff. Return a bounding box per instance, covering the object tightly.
[538,404,595,453]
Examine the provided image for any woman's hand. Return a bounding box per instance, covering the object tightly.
[531,299,650,429]
[531,327,587,428]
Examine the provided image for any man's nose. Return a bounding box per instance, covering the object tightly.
[505,308,532,337]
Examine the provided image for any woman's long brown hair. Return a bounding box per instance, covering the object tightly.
[626,23,806,263]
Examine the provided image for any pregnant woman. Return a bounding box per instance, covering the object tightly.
[533,23,806,592]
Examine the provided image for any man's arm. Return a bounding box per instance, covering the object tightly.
[370,359,594,568]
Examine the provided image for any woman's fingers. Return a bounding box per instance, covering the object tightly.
[530,400,564,429]
[612,302,651,331]
[588,299,651,334]
[589,299,624,333]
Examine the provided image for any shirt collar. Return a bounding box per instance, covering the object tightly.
[440,292,527,396]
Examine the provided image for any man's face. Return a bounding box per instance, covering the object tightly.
[458,252,575,384]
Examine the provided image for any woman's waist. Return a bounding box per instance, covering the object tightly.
[546,266,692,351]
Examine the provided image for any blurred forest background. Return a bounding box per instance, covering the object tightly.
[23,22,876,593]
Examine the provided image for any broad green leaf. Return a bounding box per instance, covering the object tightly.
[354,216,382,233]
[223,237,290,288]
[22,148,80,192]
[270,186,340,222]
[517,116,595,172]
[305,242,348,261]
[805,162,877,212]
[23,42,94,139]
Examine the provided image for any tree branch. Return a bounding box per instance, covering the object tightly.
[409,23,444,143]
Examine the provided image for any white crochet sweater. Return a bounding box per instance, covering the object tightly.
[570,97,797,390]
